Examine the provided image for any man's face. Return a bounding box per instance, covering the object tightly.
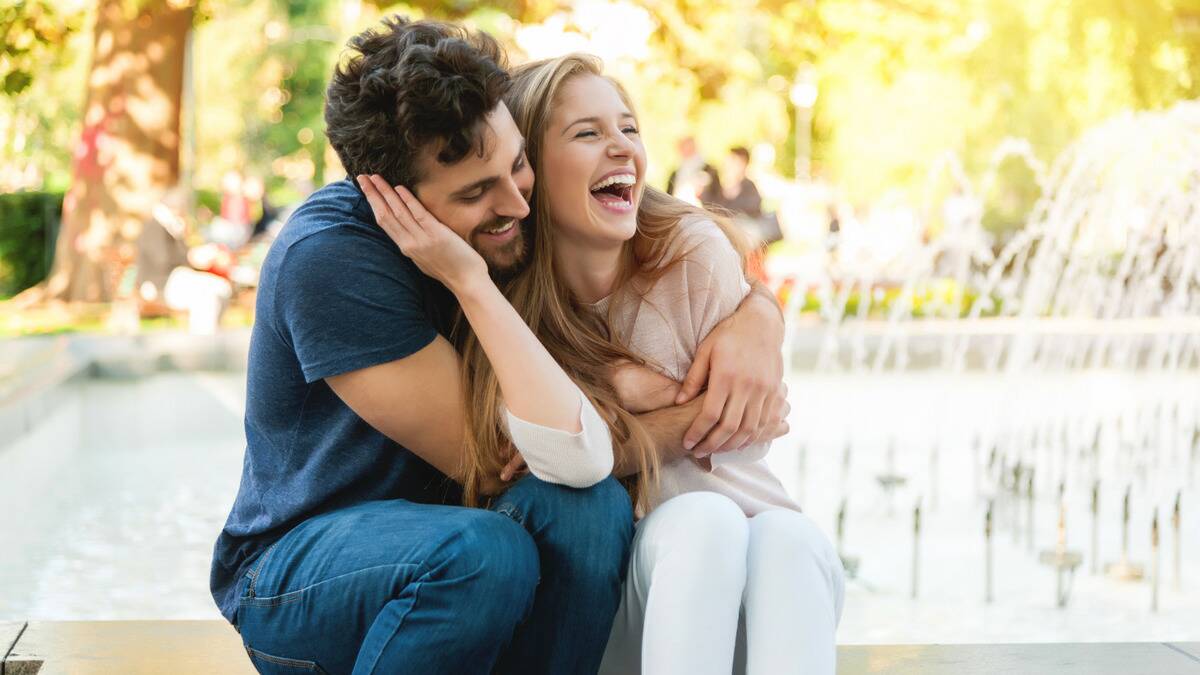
[413,103,534,278]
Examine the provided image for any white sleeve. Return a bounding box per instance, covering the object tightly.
[709,440,771,467]
[502,386,614,488]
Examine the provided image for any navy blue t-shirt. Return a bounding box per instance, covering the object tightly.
[210,179,461,622]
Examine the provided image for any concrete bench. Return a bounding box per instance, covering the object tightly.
[4,621,1199,673]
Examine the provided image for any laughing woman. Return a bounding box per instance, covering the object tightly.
[499,54,844,675]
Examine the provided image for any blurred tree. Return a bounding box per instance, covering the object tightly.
[33,0,192,303]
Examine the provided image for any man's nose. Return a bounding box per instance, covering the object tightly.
[496,175,531,220]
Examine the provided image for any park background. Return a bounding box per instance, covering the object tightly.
[3,0,1200,653]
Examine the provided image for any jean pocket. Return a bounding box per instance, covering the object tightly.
[246,646,329,674]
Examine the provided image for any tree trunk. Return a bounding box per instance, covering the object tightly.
[43,0,192,303]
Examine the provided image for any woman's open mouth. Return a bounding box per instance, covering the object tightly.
[589,173,636,213]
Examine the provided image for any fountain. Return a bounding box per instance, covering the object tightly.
[1173,491,1182,589]
[777,102,1200,635]
[912,497,922,599]
[1038,484,1082,607]
[984,499,994,603]
[836,497,860,579]
[876,439,907,515]
[1090,480,1100,575]
[1105,486,1145,582]
[1151,509,1160,612]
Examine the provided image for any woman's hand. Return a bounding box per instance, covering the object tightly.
[610,362,682,414]
[357,174,488,292]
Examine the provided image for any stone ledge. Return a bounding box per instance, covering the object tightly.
[3,621,1199,674]
[0,330,251,450]
[3,621,253,675]
[838,641,1200,674]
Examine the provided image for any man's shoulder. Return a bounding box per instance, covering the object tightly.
[263,180,409,277]
[276,180,377,246]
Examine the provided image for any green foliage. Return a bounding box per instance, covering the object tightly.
[0,1,85,96]
[812,0,1200,203]
[8,0,1200,208]
[0,191,62,297]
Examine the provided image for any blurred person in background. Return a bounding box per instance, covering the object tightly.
[134,186,233,332]
[666,135,719,207]
[210,170,252,247]
[707,146,763,219]
[244,175,281,240]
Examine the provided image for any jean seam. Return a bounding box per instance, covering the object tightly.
[360,567,434,675]
[244,541,281,599]
[240,562,427,608]
[246,645,328,673]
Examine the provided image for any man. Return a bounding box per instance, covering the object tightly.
[706,146,763,219]
[666,135,720,207]
[211,17,789,675]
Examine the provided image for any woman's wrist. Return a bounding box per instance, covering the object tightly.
[447,268,497,303]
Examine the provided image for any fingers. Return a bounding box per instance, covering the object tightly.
[500,454,527,482]
[693,384,748,457]
[726,387,766,452]
[367,175,417,229]
[392,185,438,232]
[752,389,790,445]
[357,175,417,248]
[683,378,726,451]
[676,340,712,405]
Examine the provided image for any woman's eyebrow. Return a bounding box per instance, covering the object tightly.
[562,113,636,135]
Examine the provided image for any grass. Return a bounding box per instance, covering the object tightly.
[0,298,256,339]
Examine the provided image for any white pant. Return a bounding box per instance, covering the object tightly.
[600,492,845,675]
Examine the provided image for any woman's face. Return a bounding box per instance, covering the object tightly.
[540,74,646,250]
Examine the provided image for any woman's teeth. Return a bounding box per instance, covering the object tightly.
[589,173,636,191]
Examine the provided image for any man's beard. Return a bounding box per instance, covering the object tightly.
[470,216,531,285]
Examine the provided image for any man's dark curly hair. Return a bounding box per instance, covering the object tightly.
[324,16,511,188]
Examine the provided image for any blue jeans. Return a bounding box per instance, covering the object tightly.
[235,475,634,675]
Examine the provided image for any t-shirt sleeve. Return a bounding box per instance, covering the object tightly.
[274,227,439,383]
[682,221,773,467]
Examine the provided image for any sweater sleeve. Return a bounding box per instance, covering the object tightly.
[501,386,614,488]
[681,218,772,467]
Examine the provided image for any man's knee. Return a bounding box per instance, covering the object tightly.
[441,509,540,623]
[495,475,634,571]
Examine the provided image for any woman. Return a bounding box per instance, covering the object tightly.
[364,54,843,674]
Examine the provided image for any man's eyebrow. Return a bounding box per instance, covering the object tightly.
[562,113,635,136]
[450,176,496,199]
[511,139,527,168]
[449,139,527,199]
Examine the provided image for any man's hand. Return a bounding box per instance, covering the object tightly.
[500,451,527,482]
[611,362,682,414]
[677,283,786,455]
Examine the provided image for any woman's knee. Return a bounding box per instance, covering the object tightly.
[749,510,844,609]
[639,492,749,573]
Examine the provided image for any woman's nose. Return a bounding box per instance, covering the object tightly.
[607,133,634,157]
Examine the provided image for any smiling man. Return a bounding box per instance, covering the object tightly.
[211,16,789,675]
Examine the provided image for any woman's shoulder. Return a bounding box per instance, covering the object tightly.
[667,215,743,276]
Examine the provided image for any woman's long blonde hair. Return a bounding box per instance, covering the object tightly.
[455,53,748,509]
